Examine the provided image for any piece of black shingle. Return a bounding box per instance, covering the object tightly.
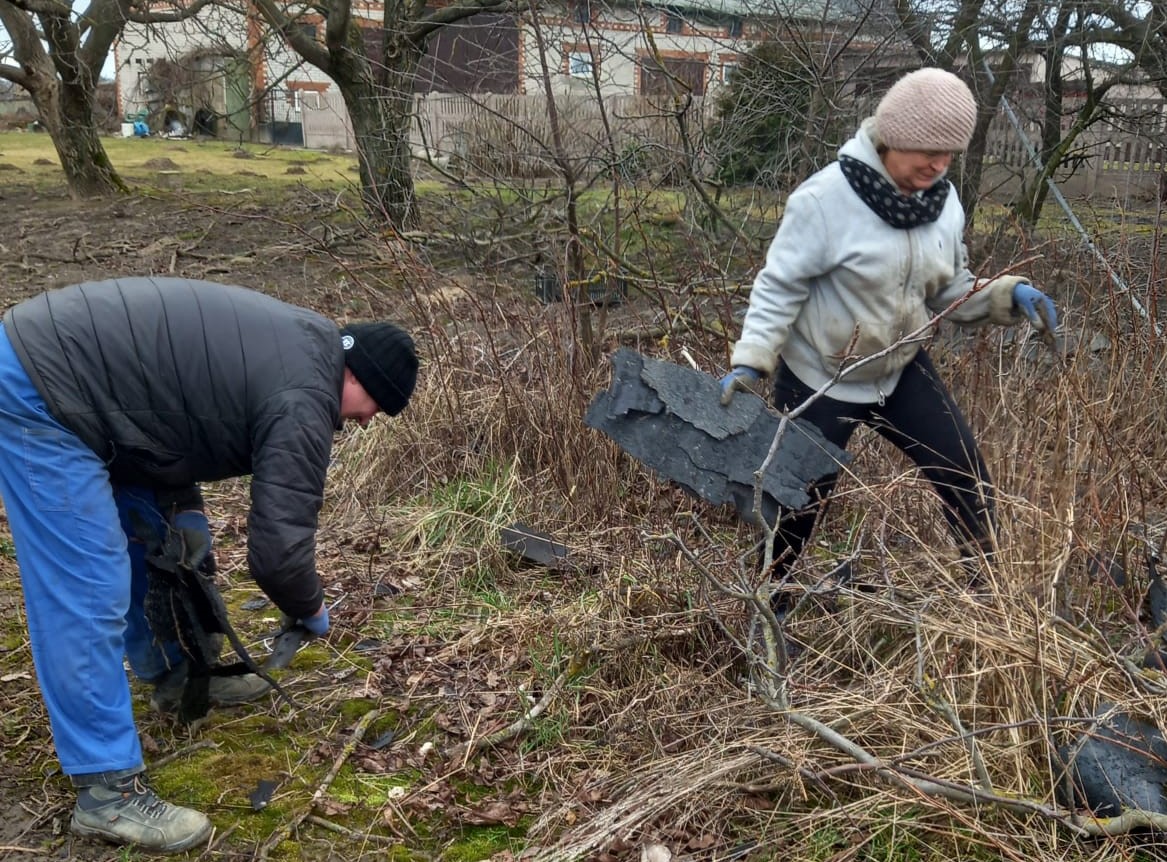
[584,348,849,526]
[1056,704,1167,817]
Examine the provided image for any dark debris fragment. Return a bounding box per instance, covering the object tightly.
[585,348,849,526]
[500,522,569,566]
[248,779,278,811]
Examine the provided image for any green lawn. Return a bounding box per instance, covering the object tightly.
[0,130,360,195]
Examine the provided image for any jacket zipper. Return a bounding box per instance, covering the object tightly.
[879,225,914,410]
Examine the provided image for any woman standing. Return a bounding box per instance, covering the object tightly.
[719,67,1056,592]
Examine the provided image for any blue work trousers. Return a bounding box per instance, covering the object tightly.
[0,326,182,785]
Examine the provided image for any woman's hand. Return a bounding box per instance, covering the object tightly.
[1012,283,1057,332]
[718,366,762,406]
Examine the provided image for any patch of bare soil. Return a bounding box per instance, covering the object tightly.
[0,186,350,313]
[0,783,111,862]
[142,157,181,171]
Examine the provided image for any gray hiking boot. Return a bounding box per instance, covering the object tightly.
[208,672,272,705]
[149,662,271,715]
[71,773,212,852]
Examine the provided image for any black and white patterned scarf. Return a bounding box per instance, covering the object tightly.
[838,154,949,229]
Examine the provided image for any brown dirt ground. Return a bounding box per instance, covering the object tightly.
[0,186,402,862]
[0,185,349,308]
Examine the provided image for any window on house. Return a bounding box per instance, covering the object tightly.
[287,89,302,111]
[640,55,706,96]
[665,10,684,33]
[721,62,738,84]
[727,17,743,37]
[568,50,594,79]
[574,0,592,24]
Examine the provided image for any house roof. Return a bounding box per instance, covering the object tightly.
[660,0,889,22]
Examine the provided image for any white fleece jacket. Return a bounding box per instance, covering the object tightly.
[730,118,1026,404]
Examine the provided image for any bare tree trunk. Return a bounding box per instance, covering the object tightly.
[249,0,509,231]
[0,0,125,198]
[339,74,417,229]
[30,64,125,197]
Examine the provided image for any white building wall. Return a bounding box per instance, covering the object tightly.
[263,22,336,124]
[116,8,336,130]
[522,4,747,97]
[116,7,249,119]
[116,1,751,138]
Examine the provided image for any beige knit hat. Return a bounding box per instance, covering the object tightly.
[874,68,977,152]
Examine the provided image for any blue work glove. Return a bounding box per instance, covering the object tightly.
[301,604,330,637]
[172,509,209,538]
[719,366,762,406]
[1012,283,1057,332]
[171,509,214,575]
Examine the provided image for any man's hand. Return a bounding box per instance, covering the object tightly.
[172,509,210,539]
[301,604,330,637]
[171,509,214,575]
[718,366,762,406]
[1012,283,1057,332]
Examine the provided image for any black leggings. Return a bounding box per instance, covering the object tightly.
[765,350,996,578]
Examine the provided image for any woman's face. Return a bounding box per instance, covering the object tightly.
[881,149,954,193]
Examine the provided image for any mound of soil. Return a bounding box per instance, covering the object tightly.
[142,157,180,170]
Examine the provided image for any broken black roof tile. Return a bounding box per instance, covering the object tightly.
[585,348,849,526]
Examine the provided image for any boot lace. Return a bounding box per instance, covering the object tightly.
[115,774,169,818]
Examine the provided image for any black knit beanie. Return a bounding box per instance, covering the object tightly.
[339,322,418,416]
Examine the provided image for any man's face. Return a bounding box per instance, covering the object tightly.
[340,369,381,427]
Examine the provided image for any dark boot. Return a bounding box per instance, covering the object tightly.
[149,661,271,715]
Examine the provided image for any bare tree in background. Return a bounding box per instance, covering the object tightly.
[1011,4,1127,224]
[1079,0,1167,98]
[246,0,512,229]
[0,0,213,197]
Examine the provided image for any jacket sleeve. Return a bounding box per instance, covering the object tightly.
[730,189,830,375]
[928,202,1025,327]
[246,391,333,619]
